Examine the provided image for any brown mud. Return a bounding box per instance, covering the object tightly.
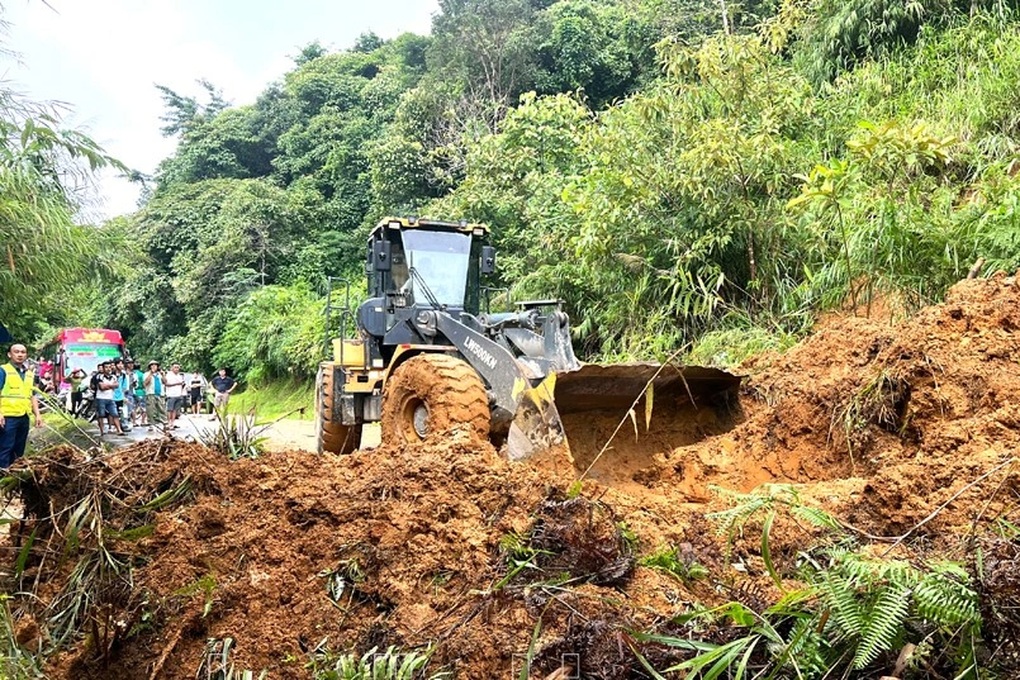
[3,275,1020,678]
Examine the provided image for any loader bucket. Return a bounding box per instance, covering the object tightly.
[561,363,741,481]
[506,372,569,463]
[507,363,742,482]
[552,363,742,414]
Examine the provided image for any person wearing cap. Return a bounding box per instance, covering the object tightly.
[0,343,43,467]
[143,361,166,428]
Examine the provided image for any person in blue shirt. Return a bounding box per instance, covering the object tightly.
[114,359,132,432]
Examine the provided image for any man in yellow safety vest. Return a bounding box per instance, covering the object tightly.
[0,343,43,467]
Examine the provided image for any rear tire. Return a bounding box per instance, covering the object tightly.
[381,354,490,445]
[316,362,362,455]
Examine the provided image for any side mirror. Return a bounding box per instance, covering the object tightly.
[373,240,392,271]
[481,245,496,275]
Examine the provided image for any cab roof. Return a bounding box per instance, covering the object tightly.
[370,216,489,239]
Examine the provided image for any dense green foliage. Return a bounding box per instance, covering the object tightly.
[640,554,982,678]
[0,89,124,342]
[430,8,1020,357]
[6,6,1018,676]
[55,0,1020,381]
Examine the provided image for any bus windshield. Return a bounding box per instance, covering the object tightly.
[402,230,471,307]
[63,342,123,374]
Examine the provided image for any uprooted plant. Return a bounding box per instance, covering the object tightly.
[832,368,914,465]
[197,407,307,460]
[493,492,635,593]
[0,442,192,670]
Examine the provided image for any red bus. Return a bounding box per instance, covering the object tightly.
[43,328,126,386]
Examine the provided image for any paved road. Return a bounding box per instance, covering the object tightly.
[92,413,384,453]
[46,411,380,454]
[92,412,215,446]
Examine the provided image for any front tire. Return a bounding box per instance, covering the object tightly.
[381,354,490,445]
[316,362,362,455]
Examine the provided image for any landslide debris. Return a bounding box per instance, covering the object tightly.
[655,274,1020,537]
[1,275,1018,678]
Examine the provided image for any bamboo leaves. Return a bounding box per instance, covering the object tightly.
[0,85,125,339]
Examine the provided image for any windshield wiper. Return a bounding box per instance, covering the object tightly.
[408,267,444,310]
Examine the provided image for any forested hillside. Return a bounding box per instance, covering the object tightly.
[16,0,1020,381]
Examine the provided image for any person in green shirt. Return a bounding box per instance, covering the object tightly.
[143,360,166,427]
[132,364,148,427]
[68,368,87,417]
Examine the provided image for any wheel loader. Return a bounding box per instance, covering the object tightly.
[317,217,741,476]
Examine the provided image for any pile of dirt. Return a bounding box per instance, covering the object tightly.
[648,274,1020,538]
[2,275,1019,679]
[3,430,723,679]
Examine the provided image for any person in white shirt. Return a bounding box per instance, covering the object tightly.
[187,371,207,415]
[163,363,187,430]
[94,362,124,436]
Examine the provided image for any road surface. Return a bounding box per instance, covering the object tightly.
[91,414,381,452]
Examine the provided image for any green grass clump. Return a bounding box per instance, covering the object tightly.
[225,378,314,422]
[687,325,799,369]
[639,547,710,582]
[307,645,448,680]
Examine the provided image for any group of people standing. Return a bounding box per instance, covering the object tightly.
[83,360,237,436]
[1,341,239,468]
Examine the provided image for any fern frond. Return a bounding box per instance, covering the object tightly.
[790,505,842,530]
[820,572,866,640]
[927,560,971,581]
[852,581,911,669]
[876,560,918,587]
[914,572,979,627]
[706,495,770,536]
[836,553,916,587]
[781,616,828,676]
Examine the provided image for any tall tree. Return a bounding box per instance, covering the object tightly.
[429,0,540,127]
[155,79,229,137]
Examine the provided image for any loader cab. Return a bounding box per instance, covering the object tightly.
[360,218,493,353]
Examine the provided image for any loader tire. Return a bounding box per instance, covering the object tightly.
[316,362,361,455]
[381,354,490,445]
